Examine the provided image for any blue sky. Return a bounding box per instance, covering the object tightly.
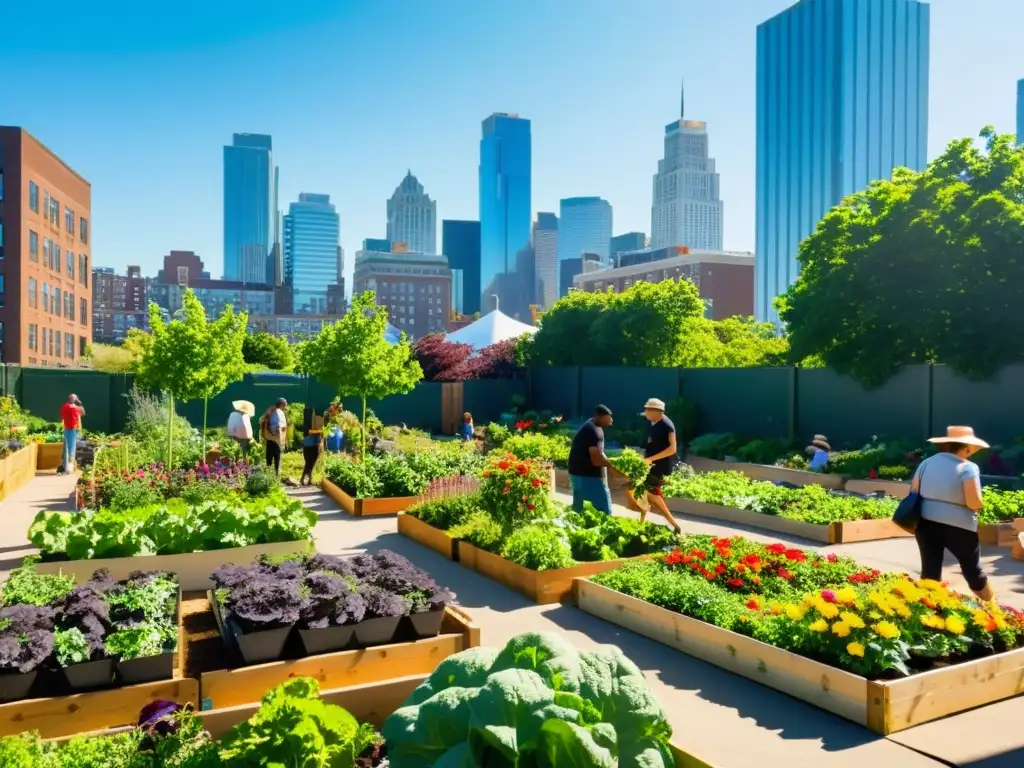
[1,0,1021,288]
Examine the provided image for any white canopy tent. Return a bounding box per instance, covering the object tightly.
[445,309,537,352]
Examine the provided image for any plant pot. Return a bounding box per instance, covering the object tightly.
[0,669,37,702]
[298,625,355,656]
[227,617,293,664]
[407,609,445,639]
[62,658,115,690]
[353,616,401,647]
[117,651,174,685]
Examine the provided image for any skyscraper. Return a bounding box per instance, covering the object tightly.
[533,213,559,309]
[386,172,437,254]
[650,83,723,253]
[479,113,531,317]
[223,133,279,283]
[557,197,612,296]
[441,220,481,315]
[610,232,647,264]
[283,193,340,314]
[755,0,930,323]
[1018,79,1023,145]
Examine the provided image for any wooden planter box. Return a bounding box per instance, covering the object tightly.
[397,513,458,560]
[686,454,846,490]
[554,467,571,490]
[321,478,418,516]
[978,520,1024,547]
[843,478,910,499]
[34,540,313,592]
[198,604,480,710]
[458,542,643,605]
[0,443,37,501]
[663,496,911,544]
[575,578,1024,736]
[36,442,63,470]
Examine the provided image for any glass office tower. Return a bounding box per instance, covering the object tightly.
[441,219,481,315]
[557,197,612,296]
[479,113,531,318]
[223,133,278,282]
[283,194,340,315]
[755,0,930,324]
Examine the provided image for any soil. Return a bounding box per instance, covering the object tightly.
[356,742,387,767]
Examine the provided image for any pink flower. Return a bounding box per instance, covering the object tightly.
[821,590,837,604]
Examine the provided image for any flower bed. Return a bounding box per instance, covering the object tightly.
[0,443,37,502]
[662,469,907,543]
[76,460,265,511]
[575,535,1024,734]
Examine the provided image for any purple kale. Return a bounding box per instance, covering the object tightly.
[358,585,408,619]
[340,591,366,625]
[76,612,108,655]
[0,605,55,633]
[304,553,354,578]
[211,564,261,590]
[348,554,379,579]
[61,584,111,627]
[298,571,355,630]
[0,629,54,673]
[225,577,302,632]
[256,558,304,582]
[427,586,457,612]
[85,569,118,594]
[126,570,174,587]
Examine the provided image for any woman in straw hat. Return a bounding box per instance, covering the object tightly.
[909,426,994,601]
[806,434,831,472]
[227,400,255,461]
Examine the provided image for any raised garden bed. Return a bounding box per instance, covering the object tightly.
[35,442,63,471]
[321,478,418,516]
[458,542,644,604]
[397,511,459,560]
[663,496,910,544]
[0,443,37,501]
[686,454,846,490]
[575,578,1024,735]
[843,477,910,498]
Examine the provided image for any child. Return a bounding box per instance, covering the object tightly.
[301,415,324,486]
[461,412,474,442]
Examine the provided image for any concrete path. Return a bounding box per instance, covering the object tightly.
[3,476,1024,765]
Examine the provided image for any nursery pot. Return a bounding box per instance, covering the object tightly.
[228,617,293,664]
[117,651,174,685]
[298,625,355,656]
[353,616,401,647]
[0,670,37,702]
[63,658,116,690]
[406,609,446,639]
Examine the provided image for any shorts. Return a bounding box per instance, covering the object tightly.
[643,470,668,496]
[570,474,613,515]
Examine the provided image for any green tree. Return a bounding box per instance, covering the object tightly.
[298,291,422,458]
[712,316,789,367]
[243,331,294,371]
[779,127,1024,386]
[135,291,247,465]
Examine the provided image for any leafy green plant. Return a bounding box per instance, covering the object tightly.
[244,468,281,497]
[609,447,649,496]
[104,620,176,661]
[687,432,746,459]
[54,627,91,667]
[484,422,511,447]
[500,525,575,571]
[448,510,504,552]
[735,437,793,466]
[0,558,74,607]
[878,465,911,481]
[500,432,571,468]
[406,493,483,530]
[981,487,1024,524]
[479,454,550,532]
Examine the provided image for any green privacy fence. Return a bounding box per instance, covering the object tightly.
[7,364,1024,449]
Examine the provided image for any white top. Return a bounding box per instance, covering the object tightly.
[914,452,981,532]
[227,411,253,440]
[444,310,537,351]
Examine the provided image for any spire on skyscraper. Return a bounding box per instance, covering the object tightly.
[680,78,685,119]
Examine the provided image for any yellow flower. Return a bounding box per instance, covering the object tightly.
[738,615,750,623]
[769,603,783,616]
[808,618,829,633]
[840,611,866,629]
[832,621,851,638]
[817,602,840,620]
[920,614,946,631]
[834,587,858,605]
[945,615,966,635]
[892,601,912,619]
[872,621,900,640]
[869,592,895,616]
[786,605,807,622]
[918,579,943,590]
[847,641,866,657]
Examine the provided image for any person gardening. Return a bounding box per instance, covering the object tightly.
[260,398,288,475]
[58,394,85,474]
[640,398,683,533]
[300,414,325,486]
[567,405,620,515]
[227,400,255,460]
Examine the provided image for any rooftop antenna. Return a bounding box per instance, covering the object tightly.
[680,77,685,119]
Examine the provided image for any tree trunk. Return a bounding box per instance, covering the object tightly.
[166,394,175,469]
[361,395,367,461]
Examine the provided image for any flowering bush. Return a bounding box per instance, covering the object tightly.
[81,461,258,510]
[479,453,551,532]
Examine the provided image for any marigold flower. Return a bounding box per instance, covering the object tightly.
[872,621,900,640]
[715,564,726,575]
[808,618,828,633]
[945,615,966,635]
[817,602,840,620]
[920,614,946,631]
[738,615,750,623]
[770,602,783,615]
[498,461,510,470]
[516,464,528,475]
[846,641,866,657]
[785,604,806,621]
[840,611,865,629]
[834,587,857,605]
[766,543,787,555]
[777,568,793,581]
[746,598,761,611]
[831,621,851,638]
[784,548,807,562]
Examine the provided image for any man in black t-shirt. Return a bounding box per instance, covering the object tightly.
[641,398,682,533]
[567,405,618,514]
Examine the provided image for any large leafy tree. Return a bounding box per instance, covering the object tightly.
[243,331,294,371]
[298,291,422,457]
[412,334,473,381]
[780,127,1024,386]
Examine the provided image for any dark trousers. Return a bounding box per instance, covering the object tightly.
[301,446,319,479]
[914,516,988,592]
[265,440,281,474]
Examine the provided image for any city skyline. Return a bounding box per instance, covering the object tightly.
[0,1,1020,299]
[283,193,340,314]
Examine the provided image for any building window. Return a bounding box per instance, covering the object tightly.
[176,266,188,285]
[49,196,59,226]
[65,334,74,359]
[48,328,54,357]
[29,182,38,213]
[65,292,73,320]
[80,336,87,357]
[80,297,87,325]
[79,254,88,286]
[55,331,62,358]
[52,287,60,315]
[80,217,88,244]
[65,207,74,232]
[28,277,36,308]
[42,284,49,311]
[28,324,36,352]
[66,250,74,278]
[29,231,38,262]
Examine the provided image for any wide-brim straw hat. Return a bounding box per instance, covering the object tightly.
[232,400,256,417]
[641,398,666,413]
[807,434,830,451]
[928,426,989,449]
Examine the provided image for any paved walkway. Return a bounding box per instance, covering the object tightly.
[3,475,1023,765]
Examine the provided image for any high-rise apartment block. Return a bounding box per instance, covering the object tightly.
[353,249,451,338]
[223,133,280,283]
[441,220,481,316]
[92,266,146,344]
[479,113,532,318]
[0,127,91,365]
[386,172,437,254]
[651,85,723,253]
[557,197,612,296]
[755,0,930,323]
[283,193,340,315]
[532,213,559,309]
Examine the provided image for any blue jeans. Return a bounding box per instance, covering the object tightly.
[62,429,78,470]
[570,474,612,515]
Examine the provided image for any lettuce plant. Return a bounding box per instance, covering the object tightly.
[383,632,674,767]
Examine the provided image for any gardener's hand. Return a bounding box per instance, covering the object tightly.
[643,457,654,465]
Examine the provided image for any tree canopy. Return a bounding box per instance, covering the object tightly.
[779,127,1024,386]
[243,331,294,371]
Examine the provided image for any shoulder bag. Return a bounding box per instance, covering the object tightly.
[892,464,926,533]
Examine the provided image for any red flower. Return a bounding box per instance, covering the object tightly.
[868,468,879,479]
[705,571,717,582]
[745,599,760,610]
[784,548,807,562]
[482,471,491,478]
[503,485,511,494]
[516,464,528,475]
[766,543,787,555]
[826,553,838,563]
[741,554,761,567]
[527,504,535,511]
[714,564,726,575]
[777,568,793,581]
[752,575,761,585]
[498,461,510,470]
[727,578,744,588]
[821,590,837,603]
[531,478,542,487]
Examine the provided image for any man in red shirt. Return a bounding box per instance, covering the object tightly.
[59,394,85,474]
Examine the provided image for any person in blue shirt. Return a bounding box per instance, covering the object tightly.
[300,415,324,486]
[807,435,830,472]
[461,412,475,442]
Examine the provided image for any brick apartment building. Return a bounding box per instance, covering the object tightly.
[573,248,755,320]
[148,250,274,319]
[353,250,451,338]
[0,127,92,365]
[92,266,147,343]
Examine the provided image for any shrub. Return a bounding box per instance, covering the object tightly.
[687,432,746,459]
[877,465,911,481]
[448,511,504,552]
[479,454,550,532]
[245,469,281,498]
[242,332,294,371]
[406,493,483,531]
[735,437,792,466]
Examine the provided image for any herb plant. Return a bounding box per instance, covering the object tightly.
[609,447,650,496]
